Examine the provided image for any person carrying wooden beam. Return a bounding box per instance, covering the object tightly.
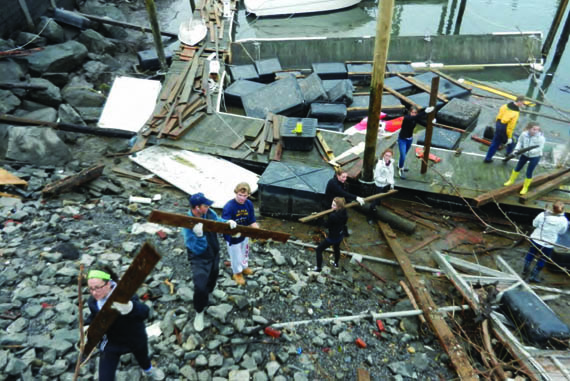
[313,197,348,272]
[85,265,165,380]
[182,192,237,331]
[222,182,259,286]
[503,122,546,195]
[397,105,434,179]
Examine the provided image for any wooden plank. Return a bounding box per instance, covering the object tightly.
[272,142,283,161]
[272,114,282,140]
[264,114,274,144]
[356,368,371,381]
[42,164,104,197]
[315,131,335,161]
[0,168,27,187]
[337,153,360,166]
[299,190,398,223]
[430,69,472,91]
[166,112,206,139]
[244,122,264,140]
[396,73,448,102]
[519,172,570,203]
[84,242,161,358]
[148,210,291,243]
[384,85,420,109]
[231,136,246,150]
[202,60,213,114]
[379,223,479,381]
[257,118,270,154]
[474,167,570,207]
[405,234,440,254]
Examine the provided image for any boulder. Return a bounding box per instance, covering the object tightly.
[78,29,117,55]
[26,77,62,107]
[26,40,88,74]
[0,59,27,83]
[37,17,66,44]
[61,78,105,108]
[3,126,72,165]
[14,32,47,48]
[0,90,21,114]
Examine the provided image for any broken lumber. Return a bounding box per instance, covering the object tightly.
[298,190,398,223]
[355,260,386,283]
[405,234,440,254]
[148,210,290,243]
[0,114,136,139]
[78,11,177,38]
[379,223,479,380]
[474,167,570,207]
[519,171,570,203]
[371,206,416,234]
[0,168,28,187]
[400,280,426,324]
[83,242,161,358]
[42,164,104,198]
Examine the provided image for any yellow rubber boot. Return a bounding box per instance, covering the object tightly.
[503,170,519,186]
[520,178,532,195]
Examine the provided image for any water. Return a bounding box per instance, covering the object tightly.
[233,0,570,141]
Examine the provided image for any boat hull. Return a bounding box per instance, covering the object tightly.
[244,0,362,16]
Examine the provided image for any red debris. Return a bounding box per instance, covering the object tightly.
[355,338,367,348]
[376,319,385,332]
[156,230,167,240]
[264,327,282,338]
[73,214,82,220]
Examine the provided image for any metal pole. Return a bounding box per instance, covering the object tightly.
[361,0,395,183]
[144,0,168,73]
[541,0,569,58]
[420,76,439,174]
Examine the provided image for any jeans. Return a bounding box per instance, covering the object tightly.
[514,155,541,178]
[524,240,553,271]
[485,123,515,161]
[397,137,413,169]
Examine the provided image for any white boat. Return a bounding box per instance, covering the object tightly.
[244,0,362,17]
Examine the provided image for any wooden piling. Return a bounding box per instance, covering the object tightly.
[144,0,168,73]
[420,76,439,174]
[541,0,570,58]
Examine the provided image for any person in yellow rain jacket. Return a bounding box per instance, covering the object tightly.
[484,96,525,163]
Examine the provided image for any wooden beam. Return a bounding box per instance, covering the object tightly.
[405,234,439,254]
[298,190,398,223]
[519,171,570,203]
[430,69,472,91]
[473,167,570,207]
[42,164,104,198]
[0,168,27,187]
[420,76,439,174]
[148,210,290,243]
[315,131,335,161]
[396,73,448,102]
[379,223,479,380]
[84,242,161,358]
[383,86,420,109]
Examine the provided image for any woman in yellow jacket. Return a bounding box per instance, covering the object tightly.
[484,96,525,163]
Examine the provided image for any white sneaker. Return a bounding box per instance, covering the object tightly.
[143,367,165,381]
[193,311,204,332]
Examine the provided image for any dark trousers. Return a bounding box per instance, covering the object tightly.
[514,155,541,178]
[524,240,553,271]
[99,343,151,381]
[370,184,390,211]
[315,238,342,269]
[485,123,515,161]
[189,249,220,313]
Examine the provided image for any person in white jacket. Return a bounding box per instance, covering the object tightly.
[522,201,568,282]
[368,148,395,222]
[503,122,546,195]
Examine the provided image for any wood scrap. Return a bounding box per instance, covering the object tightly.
[405,234,440,254]
[42,164,105,198]
[0,168,27,187]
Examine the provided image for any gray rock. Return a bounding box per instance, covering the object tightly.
[15,31,47,48]
[27,78,62,107]
[40,359,68,377]
[0,89,21,114]
[61,78,105,108]
[195,354,208,367]
[0,350,8,369]
[177,286,193,302]
[232,344,248,363]
[269,248,286,265]
[0,59,26,83]
[78,29,117,55]
[208,354,224,367]
[253,370,268,381]
[6,317,27,333]
[26,40,88,74]
[228,370,250,380]
[338,331,353,343]
[197,369,211,380]
[388,361,416,378]
[412,353,431,372]
[293,372,309,381]
[265,361,280,378]
[240,354,257,371]
[5,355,27,376]
[232,318,246,333]
[4,126,71,165]
[252,315,269,325]
[180,365,198,380]
[37,17,65,43]
[207,303,233,323]
[0,333,27,346]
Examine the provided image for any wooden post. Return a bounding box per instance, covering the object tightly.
[541,0,569,58]
[148,210,291,243]
[554,6,570,59]
[83,242,162,359]
[420,76,439,174]
[453,0,467,35]
[361,0,395,183]
[144,0,168,73]
[379,223,479,380]
[189,0,196,12]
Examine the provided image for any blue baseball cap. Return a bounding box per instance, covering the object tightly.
[189,192,213,207]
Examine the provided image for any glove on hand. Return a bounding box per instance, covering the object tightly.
[193,223,203,237]
[112,301,133,315]
[356,197,365,206]
[232,232,242,238]
[507,138,513,145]
[425,106,435,114]
[228,220,237,229]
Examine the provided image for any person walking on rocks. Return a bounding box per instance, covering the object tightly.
[522,201,568,282]
[325,167,364,237]
[503,122,546,195]
[86,266,165,381]
[484,95,525,163]
[369,148,395,222]
[313,197,348,271]
[183,192,237,331]
[222,182,259,286]
[397,105,434,179]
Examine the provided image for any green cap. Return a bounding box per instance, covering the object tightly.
[87,270,111,281]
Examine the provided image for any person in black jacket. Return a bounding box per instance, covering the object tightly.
[313,197,348,271]
[397,105,434,179]
[325,167,365,207]
[86,266,164,381]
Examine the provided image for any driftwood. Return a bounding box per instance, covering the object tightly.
[0,114,136,139]
[42,164,105,197]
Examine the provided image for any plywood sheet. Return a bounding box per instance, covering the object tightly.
[0,168,27,187]
[129,145,258,208]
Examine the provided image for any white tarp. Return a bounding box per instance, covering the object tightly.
[129,145,259,209]
[98,76,162,133]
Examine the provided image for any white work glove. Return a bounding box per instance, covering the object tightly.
[425,106,435,113]
[513,150,519,155]
[232,232,242,238]
[193,223,203,237]
[227,220,237,229]
[506,138,513,145]
[356,197,365,206]
[432,118,437,124]
[112,301,133,315]
[390,184,394,190]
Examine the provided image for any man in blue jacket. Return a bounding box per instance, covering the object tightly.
[182,193,236,332]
